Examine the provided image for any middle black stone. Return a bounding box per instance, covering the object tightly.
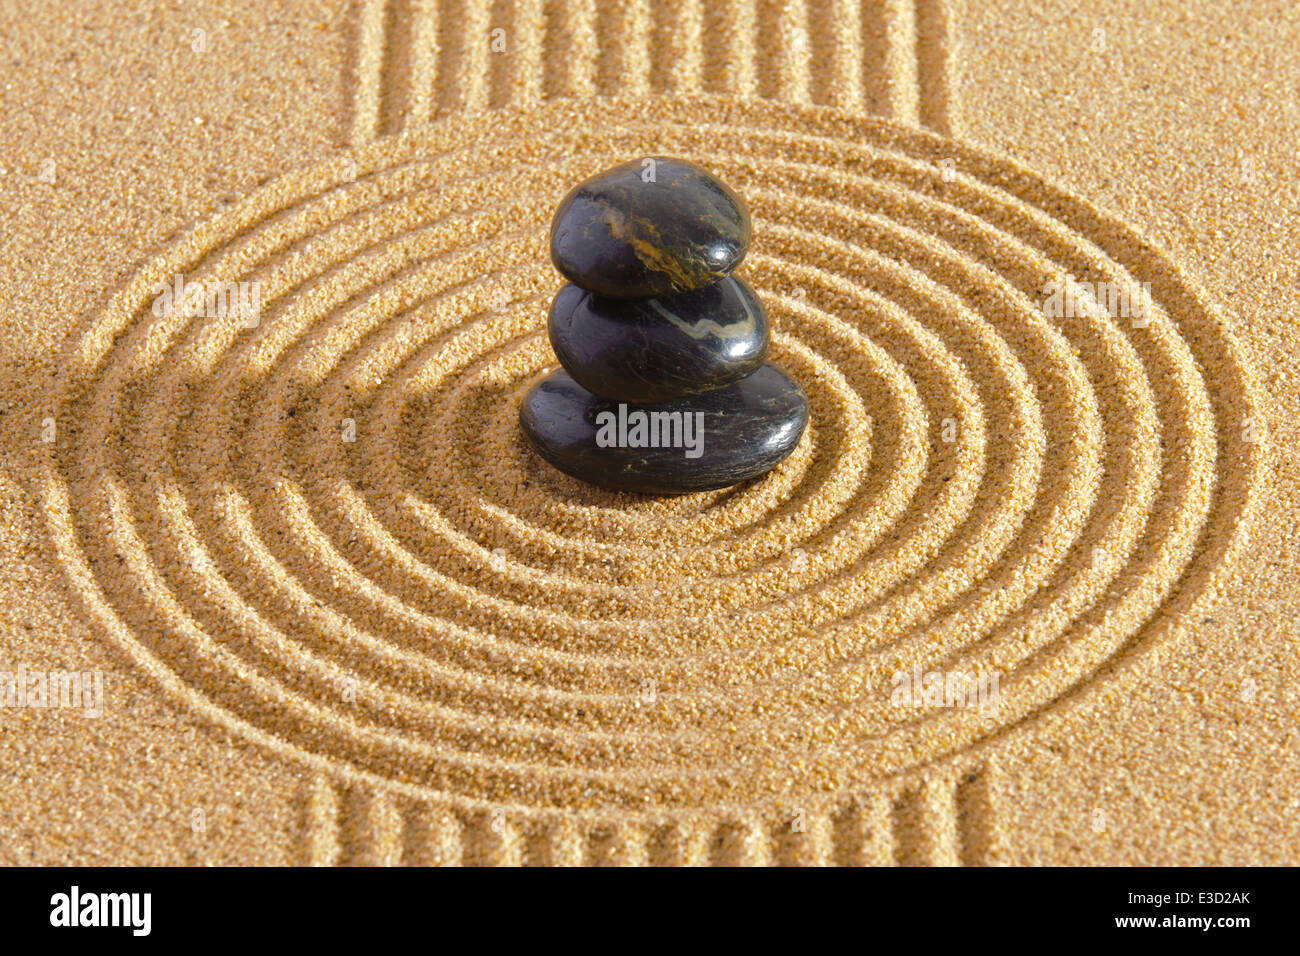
[548,276,770,405]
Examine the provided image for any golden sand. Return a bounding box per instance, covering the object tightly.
[1,0,1296,865]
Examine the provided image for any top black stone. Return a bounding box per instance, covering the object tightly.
[549,157,752,298]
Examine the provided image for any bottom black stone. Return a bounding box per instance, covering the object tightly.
[519,363,808,494]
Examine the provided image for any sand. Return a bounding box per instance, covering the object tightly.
[0,0,1296,866]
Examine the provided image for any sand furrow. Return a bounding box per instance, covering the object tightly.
[915,0,962,135]
[300,766,1003,865]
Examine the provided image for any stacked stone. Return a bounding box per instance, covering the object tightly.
[520,157,808,495]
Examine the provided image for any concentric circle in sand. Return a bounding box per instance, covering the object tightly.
[40,97,1261,819]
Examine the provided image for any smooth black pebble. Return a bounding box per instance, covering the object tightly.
[519,363,808,495]
[548,276,769,404]
[549,157,751,298]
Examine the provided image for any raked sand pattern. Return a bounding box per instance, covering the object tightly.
[39,77,1263,862]
[350,0,962,142]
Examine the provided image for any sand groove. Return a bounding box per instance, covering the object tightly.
[298,764,1004,865]
[43,97,1261,861]
[351,0,964,141]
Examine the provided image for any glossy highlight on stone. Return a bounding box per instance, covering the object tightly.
[549,157,752,298]
[547,276,770,404]
[520,364,808,495]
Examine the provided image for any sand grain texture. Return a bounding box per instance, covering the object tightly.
[1,0,1296,865]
